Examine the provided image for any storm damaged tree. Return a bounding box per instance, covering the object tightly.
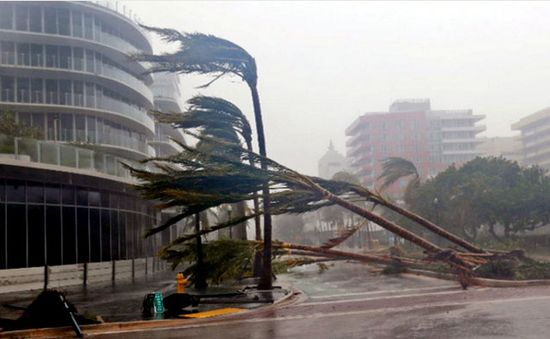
[152,95,256,287]
[127,135,486,288]
[134,27,274,288]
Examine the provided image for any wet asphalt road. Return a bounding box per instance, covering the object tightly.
[89,261,550,339]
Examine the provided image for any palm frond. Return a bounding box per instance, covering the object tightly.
[135,27,257,87]
[320,220,367,249]
[378,157,420,191]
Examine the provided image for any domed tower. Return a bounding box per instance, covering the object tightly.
[0,1,168,271]
[318,140,347,179]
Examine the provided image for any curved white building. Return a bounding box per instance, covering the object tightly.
[0,1,179,269]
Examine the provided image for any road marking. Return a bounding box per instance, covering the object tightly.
[298,288,488,307]
[92,294,550,337]
[308,284,459,300]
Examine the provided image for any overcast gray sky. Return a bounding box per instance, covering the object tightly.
[121,1,550,175]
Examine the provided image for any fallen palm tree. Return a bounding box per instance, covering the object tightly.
[128,134,530,287]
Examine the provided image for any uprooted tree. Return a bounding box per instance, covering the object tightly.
[126,132,544,289]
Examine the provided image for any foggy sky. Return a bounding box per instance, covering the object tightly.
[121,1,550,175]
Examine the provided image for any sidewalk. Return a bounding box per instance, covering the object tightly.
[0,272,290,325]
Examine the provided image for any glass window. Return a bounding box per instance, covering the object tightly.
[44,7,56,34]
[0,203,5,269]
[30,44,43,67]
[29,6,42,32]
[100,191,109,208]
[87,116,96,143]
[77,188,88,205]
[46,113,59,140]
[7,204,26,268]
[88,191,100,206]
[45,45,57,68]
[28,205,45,267]
[45,79,57,104]
[120,213,127,260]
[6,180,25,202]
[62,206,76,264]
[90,208,100,262]
[73,47,83,70]
[101,209,111,261]
[84,14,93,39]
[62,186,75,205]
[57,8,69,36]
[31,78,43,103]
[32,113,45,134]
[59,80,71,105]
[46,206,62,265]
[16,43,30,66]
[0,41,15,65]
[76,207,89,263]
[93,19,101,42]
[74,81,83,106]
[85,50,94,72]
[60,113,73,141]
[45,184,60,204]
[0,3,13,30]
[59,46,71,69]
[75,115,85,142]
[17,112,31,127]
[17,77,30,103]
[95,53,103,74]
[111,210,119,260]
[72,11,82,38]
[15,5,29,31]
[85,82,94,108]
[27,182,44,203]
[1,76,15,102]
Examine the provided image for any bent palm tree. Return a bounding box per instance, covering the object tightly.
[376,157,484,253]
[155,95,258,239]
[136,26,274,289]
[128,136,480,279]
[378,157,420,193]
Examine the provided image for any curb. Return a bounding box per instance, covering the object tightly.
[0,285,305,338]
[404,269,550,288]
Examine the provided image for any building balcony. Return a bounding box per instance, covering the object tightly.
[0,133,153,182]
[149,137,183,157]
[440,125,486,133]
[0,61,153,109]
[441,138,484,144]
[441,149,481,155]
[0,29,150,77]
[0,97,155,136]
[157,123,186,145]
[154,95,184,113]
[346,143,372,158]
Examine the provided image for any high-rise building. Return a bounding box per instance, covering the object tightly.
[346,99,485,197]
[0,1,181,269]
[476,136,523,164]
[512,107,550,170]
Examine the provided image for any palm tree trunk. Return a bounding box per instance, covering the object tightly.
[195,213,208,290]
[361,194,486,253]
[301,178,474,271]
[248,84,273,289]
[245,140,263,277]
[274,242,420,266]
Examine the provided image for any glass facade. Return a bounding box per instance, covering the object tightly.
[0,41,149,98]
[0,75,153,132]
[0,179,158,269]
[0,2,145,53]
[11,111,152,156]
[0,2,182,272]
